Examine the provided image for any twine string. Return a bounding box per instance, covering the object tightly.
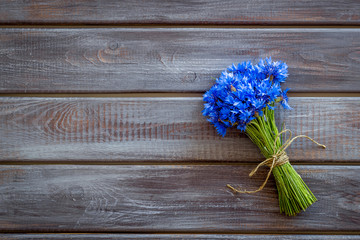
[227,129,326,194]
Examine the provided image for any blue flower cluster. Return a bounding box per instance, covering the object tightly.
[202,57,291,137]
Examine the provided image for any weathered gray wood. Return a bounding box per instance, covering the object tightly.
[0,234,359,240]
[0,165,358,232]
[1,28,359,93]
[0,97,358,163]
[0,0,359,25]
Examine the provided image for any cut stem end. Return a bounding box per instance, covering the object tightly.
[273,162,317,216]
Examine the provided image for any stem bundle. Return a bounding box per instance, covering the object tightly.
[245,105,317,216]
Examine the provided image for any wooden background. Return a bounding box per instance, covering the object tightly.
[0,1,359,239]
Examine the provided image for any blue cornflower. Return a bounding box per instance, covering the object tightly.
[227,61,254,76]
[257,57,288,84]
[280,88,292,110]
[213,121,227,137]
[203,58,290,136]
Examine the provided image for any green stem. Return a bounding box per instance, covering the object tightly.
[245,106,317,216]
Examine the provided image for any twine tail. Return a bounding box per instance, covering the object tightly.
[227,155,277,194]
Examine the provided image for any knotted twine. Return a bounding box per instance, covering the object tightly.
[227,129,326,194]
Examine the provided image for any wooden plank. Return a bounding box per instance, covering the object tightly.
[0,234,359,240]
[0,0,359,25]
[0,97,358,163]
[0,165,358,232]
[0,28,359,93]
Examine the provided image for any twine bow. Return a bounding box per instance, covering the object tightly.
[227,129,326,194]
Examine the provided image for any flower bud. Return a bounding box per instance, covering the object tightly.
[275,96,282,103]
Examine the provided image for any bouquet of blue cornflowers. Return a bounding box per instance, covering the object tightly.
[202,58,326,216]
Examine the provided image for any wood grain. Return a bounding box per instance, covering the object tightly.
[0,165,359,232]
[1,28,360,93]
[0,234,359,240]
[0,0,359,25]
[0,97,358,163]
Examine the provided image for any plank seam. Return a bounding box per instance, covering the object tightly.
[0,231,359,235]
[1,93,360,98]
[0,162,359,166]
[0,24,360,28]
